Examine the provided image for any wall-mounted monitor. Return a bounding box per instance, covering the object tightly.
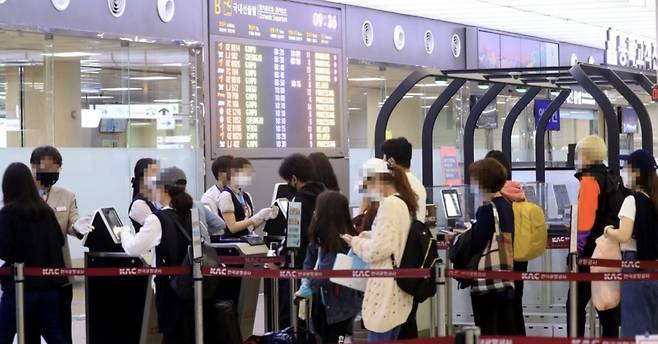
[209,0,344,158]
[618,106,638,134]
[470,95,498,129]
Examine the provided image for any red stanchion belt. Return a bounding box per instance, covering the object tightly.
[202,267,430,279]
[352,336,634,344]
[447,269,658,281]
[437,236,570,250]
[0,267,10,276]
[23,266,190,277]
[578,257,658,270]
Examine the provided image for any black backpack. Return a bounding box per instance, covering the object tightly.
[448,229,480,289]
[593,170,631,228]
[392,217,439,303]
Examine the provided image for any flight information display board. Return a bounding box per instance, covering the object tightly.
[209,0,344,157]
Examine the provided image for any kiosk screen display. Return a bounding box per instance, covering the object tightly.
[441,189,462,219]
[101,208,123,243]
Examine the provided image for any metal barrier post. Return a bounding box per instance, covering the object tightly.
[193,260,204,344]
[461,326,480,344]
[14,263,25,344]
[437,260,447,337]
[289,251,298,333]
[588,302,597,337]
[569,253,578,338]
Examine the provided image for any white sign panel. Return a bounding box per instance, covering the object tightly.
[605,29,657,71]
[94,104,180,120]
[191,208,202,260]
[286,202,302,248]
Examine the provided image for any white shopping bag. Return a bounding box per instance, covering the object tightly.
[591,235,621,311]
[330,250,367,292]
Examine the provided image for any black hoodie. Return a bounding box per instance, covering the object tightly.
[292,181,325,267]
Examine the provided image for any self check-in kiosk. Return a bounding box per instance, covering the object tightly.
[83,208,152,344]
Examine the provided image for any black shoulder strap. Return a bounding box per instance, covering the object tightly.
[154,210,187,266]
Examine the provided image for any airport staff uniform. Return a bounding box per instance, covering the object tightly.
[201,185,223,217]
[26,186,83,344]
[120,207,219,343]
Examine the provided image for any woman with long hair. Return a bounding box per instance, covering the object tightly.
[0,163,68,343]
[309,152,340,191]
[341,158,417,342]
[129,158,159,232]
[604,149,658,338]
[117,167,219,343]
[295,191,362,344]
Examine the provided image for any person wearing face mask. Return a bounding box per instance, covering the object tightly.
[129,158,160,233]
[567,135,621,338]
[340,158,417,342]
[201,155,234,218]
[27,146,94,344]
[604,149,658,338]
[219,157,272,238]
[115,167,220,343]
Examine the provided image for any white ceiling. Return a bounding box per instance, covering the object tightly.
[327,0,656,49]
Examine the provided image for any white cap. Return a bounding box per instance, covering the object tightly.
[360,158,390,178]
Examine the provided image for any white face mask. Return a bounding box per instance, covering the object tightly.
[365,189,382,201]
[234,174,252,188]
[146,175,157,190]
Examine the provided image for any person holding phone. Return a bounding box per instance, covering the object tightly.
[295,191,362,344]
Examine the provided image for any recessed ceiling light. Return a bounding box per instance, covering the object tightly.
[405,93,424,96]
[153,99,182,103]
[161,63,184,67]
[81,95,114,99]
[348,107,362,111]
[348,77,385,82]
[100,87,142,91]
[130,76,177,81]
[41,52,101,58]
[81,89,100,94]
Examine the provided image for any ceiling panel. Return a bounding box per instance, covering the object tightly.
[327,0,656,49]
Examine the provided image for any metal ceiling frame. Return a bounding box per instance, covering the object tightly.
[373,63,656,193]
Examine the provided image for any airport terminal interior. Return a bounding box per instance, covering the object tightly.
[0,0,658,343]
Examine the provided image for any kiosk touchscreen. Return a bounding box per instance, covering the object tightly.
[84,208,124,253]
[264,184,292,238]
[441,189,462,219]
[553,184,571,216]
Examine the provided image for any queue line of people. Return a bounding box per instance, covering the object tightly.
[2,134,658,343]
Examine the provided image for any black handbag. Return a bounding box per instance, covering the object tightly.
[448,229,480,289]
[170,220,220,300]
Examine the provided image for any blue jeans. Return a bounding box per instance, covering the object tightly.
[621,251,658,338]
[368,325,401,342]
[0,289,68,344]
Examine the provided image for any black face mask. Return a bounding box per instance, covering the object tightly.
[36,172,59,188]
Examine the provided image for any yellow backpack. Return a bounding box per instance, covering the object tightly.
[512,201,547,261]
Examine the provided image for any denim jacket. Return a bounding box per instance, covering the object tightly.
[303,243,363,324]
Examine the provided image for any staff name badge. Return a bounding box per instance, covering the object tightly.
[286,202,302,248]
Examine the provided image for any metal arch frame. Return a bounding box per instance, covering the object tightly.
[602,69,653,153]
[374,68,442,158]
[462,83,506,185]
[569,64,621,174]
[421,79,466,192]
[535,90,571,182]
[501,87,542,165]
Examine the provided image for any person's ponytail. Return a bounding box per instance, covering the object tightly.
[643,170,658,214]
[166,184,194,217]
[388,165,418,216]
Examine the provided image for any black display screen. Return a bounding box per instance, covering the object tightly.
[215,39,340,149]
[209,0,344,156]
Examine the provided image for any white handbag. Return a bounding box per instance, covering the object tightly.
[591,235,622,311]
[330,249,367,292]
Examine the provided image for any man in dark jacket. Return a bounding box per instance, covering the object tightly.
[278,153,326,267]
[277,154,325,330]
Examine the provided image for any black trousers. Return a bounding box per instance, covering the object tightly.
[513,261,528,336]
[398,300,419,339]
[566,266,620,338]
[471,289,516,336]
[312,301,352,344]
[26,283,72,344]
